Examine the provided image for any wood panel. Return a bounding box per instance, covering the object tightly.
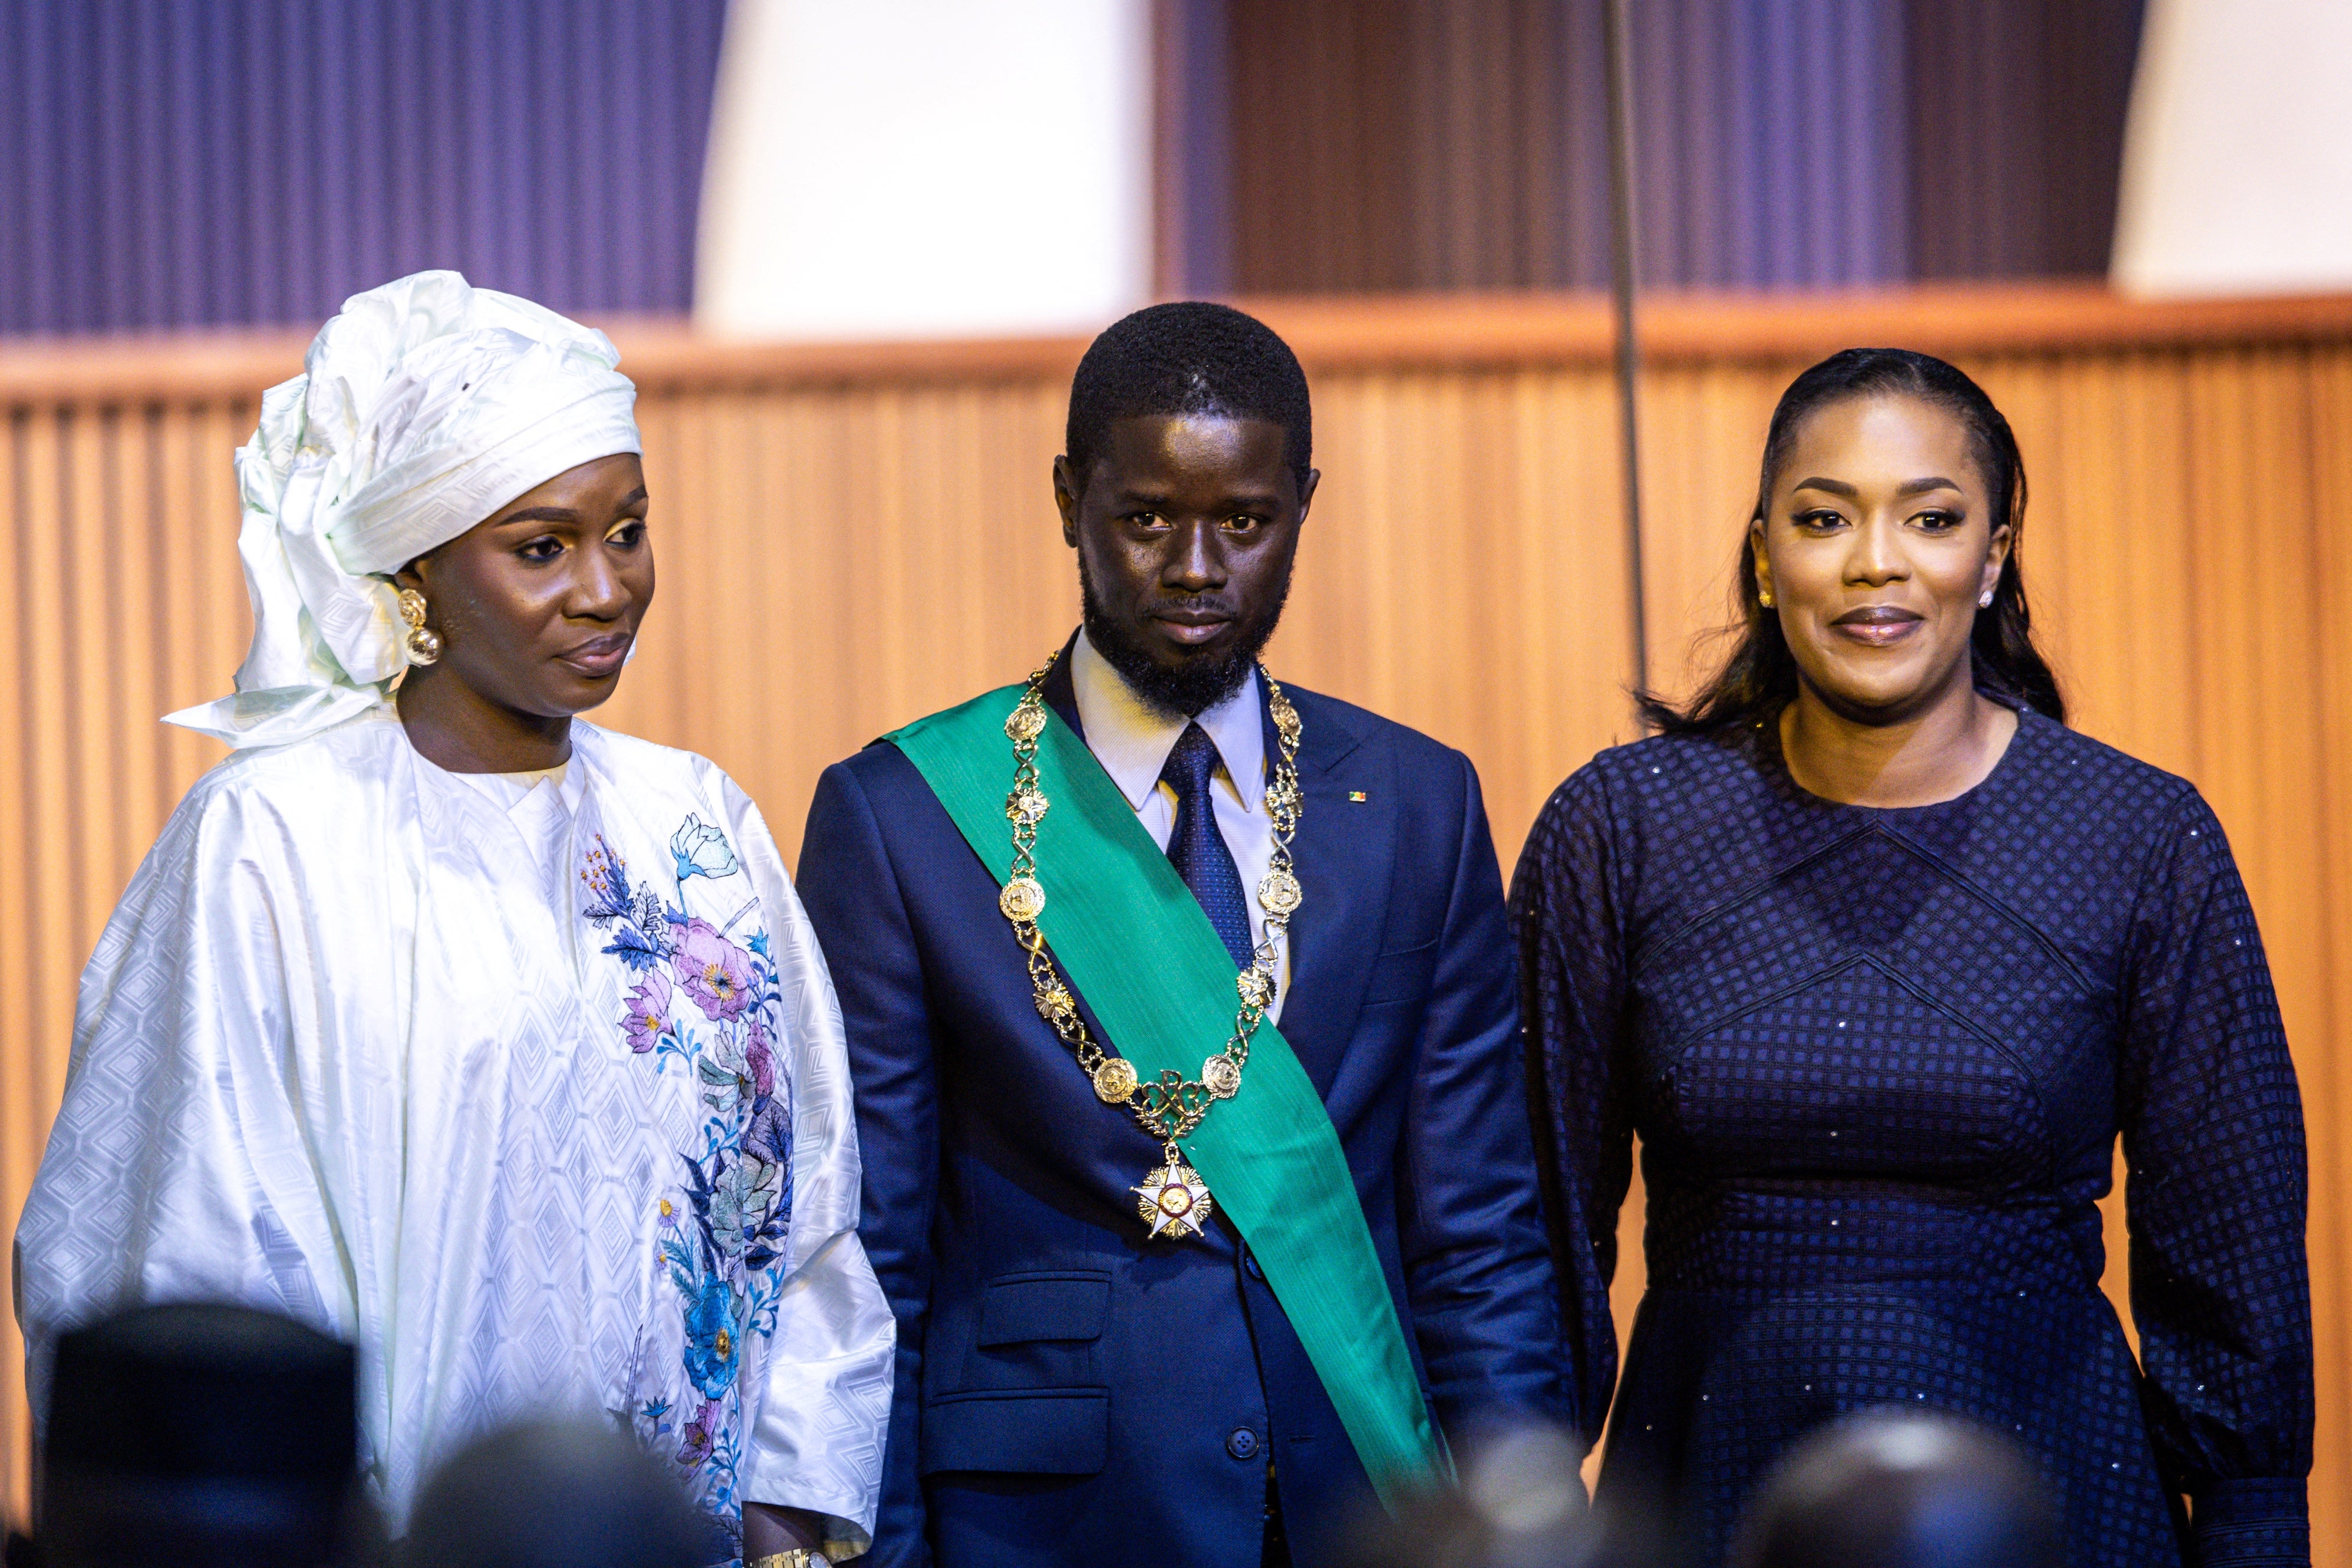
[0,289,2344,1551]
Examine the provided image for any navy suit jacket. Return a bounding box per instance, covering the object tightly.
[798,657,1568,1567]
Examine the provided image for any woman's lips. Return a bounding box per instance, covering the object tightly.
[1828,607,1923,647]
[556,634,632,677]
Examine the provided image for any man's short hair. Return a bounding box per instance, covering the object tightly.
[1065,302,1312,493]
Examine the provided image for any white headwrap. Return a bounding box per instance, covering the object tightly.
[167,271,643,748]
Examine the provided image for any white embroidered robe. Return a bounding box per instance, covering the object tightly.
[16,706,891,1550]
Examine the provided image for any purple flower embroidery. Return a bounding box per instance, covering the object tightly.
[676,1397,724,1466]
[621,967,673,1054]
[673,918,755,1022]
[745,1018,776,1100]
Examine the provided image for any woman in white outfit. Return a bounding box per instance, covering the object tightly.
[16,271,891,1568]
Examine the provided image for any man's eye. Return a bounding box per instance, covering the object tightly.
[1132,511,1167,528]
[1224,514,1264,533]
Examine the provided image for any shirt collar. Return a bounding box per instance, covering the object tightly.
[1070,628,1267,813]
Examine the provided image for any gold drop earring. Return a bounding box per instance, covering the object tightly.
[398,588,443,665]
[1758,585,1776,608]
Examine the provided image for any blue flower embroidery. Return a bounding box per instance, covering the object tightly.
[671,815,741,882]
[581,836,686,973]
[682,1273,741,1399]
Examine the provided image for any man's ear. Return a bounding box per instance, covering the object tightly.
[1296,467,1321,526]
[1053,455,1082,548]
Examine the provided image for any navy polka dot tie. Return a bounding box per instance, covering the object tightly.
[1160,722,1255,970]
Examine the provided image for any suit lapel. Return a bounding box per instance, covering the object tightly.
[1042,630,1085,738]
[1269,689,1391,1098]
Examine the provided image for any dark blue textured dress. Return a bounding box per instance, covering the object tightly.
[1511,707,2311,1567]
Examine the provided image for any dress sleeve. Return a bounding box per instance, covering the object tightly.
[2119,788,2312,1566]
[15,779,349,1425]
[1507,763,1636,1450]
[717,776,896,1548]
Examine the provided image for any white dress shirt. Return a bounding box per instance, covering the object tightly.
[1070,629,1290,1020]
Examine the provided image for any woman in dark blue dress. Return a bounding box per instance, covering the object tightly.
[1513,350,2311,1567]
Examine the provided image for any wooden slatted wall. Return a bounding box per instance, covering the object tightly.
[0,286,2344,1549]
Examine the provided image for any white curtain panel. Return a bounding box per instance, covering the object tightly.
[2113,0,2352,297]
[695,0,1152,339]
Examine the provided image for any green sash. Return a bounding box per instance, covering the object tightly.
[888,685,1450,1508]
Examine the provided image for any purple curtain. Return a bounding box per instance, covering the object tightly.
[1172,0,2144,295]
[0,0,728,335]
[1,1,2145,329]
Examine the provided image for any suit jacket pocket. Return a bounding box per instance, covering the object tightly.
[919,1387,1110,1475]
[977,1270,1111,1346]
[1361,937,1440,1006]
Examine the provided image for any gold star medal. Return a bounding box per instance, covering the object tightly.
[1132,1144,1214,1240]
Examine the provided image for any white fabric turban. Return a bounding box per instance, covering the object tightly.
[167,270,643,748]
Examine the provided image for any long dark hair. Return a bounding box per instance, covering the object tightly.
[1639,347,2065,734]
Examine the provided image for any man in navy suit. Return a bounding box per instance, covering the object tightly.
[798,302,1568,1568]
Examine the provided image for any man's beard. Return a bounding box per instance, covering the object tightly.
[1079,556,1293,720]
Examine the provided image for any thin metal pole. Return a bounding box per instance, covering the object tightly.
[1602,0,1648,697]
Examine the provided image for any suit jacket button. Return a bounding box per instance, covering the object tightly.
[1227,1427,1260,1461]
[1243,1250,1265,1282]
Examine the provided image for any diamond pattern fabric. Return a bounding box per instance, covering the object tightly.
[1511,708,2312,1568]
[1160,721,1256,970]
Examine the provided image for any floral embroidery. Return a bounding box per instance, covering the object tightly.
[677,1397,725,1467]
[744,1018,775,1100]
[671,813,742,881]
[580,838,682,974]
[622,968,674,1055]
[674,918,756,1022]
[582,823,794,1533]
[681,1270,741,1398]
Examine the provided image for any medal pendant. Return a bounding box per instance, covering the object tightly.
[1269,691,1302,745]
[1132,1147,1214,1240]
[1202,1054,1241,1099]
[1092,1056,1139,1103]
[1237,967,1273,1010]
[1034,979,1078,1029]
[1257,869,1303,917]
[999,876,1046,924]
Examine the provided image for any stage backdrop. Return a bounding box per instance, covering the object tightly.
[0,284,2346,1544]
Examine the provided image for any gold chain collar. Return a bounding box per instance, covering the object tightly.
[998,650,1305,1240]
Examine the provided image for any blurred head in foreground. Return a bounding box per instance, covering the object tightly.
[37,1302,363,1568]
[1346,1424,1662,1568]
[1729,1410,2061,1568]
[398,1418,712,1568]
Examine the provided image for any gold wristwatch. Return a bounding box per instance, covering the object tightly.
[746,1551,829,1568]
